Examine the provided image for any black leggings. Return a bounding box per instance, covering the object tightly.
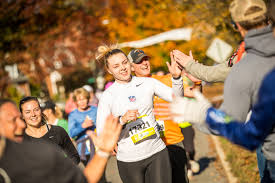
[117,148,172,183]
[181,126,195,170]
[167,142,189,183]
[181,126,195,160]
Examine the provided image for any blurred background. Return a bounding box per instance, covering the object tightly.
[0,0,241,104]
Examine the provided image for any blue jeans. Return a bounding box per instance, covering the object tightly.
[261,160,275,183]
[257,145,266,181]
[257,145,275,183]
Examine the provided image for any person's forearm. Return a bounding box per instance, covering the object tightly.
[172,77,184,97]
[205,107,271,150]
[84,154,109,183]
[185,60,230,83]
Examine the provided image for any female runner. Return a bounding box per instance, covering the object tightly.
[96,45,184,183]
[20,96,80,164]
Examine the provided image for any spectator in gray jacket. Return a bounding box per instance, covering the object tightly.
[176,0,274,182]
[217,1,274,182]
[170,1,275,181]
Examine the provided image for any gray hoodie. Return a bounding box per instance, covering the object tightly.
[220,25,275,160]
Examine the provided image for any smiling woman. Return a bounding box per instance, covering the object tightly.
[19,96,80,164]
[96,44,184,183]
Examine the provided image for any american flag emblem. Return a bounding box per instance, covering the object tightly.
[128,96,136,102]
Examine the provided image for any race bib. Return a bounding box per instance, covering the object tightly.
[156,119,165,138]
[129,116,156,145]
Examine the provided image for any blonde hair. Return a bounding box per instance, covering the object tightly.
[95,44,126,68]
[73,88,90,101]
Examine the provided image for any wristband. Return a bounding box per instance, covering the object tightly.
[96,149,110,158]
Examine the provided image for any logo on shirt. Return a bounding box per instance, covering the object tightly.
[128,96,136,102]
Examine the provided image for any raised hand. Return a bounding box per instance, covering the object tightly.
[172,50,194,68]
[167,51,182,79]
[86,115,122,154]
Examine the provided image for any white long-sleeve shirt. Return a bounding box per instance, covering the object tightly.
[96,76,183,162]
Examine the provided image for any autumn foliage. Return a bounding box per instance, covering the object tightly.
[101,0,241,71]
[0,0,241,95]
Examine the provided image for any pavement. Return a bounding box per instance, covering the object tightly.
[104,128,228,183]
[189,129,228,183]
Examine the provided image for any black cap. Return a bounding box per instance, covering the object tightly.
[127,49,149,64]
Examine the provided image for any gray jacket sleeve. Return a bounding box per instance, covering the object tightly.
[185,59,231,83]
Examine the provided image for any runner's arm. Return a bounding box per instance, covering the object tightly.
[152,77,184,102]
[60,127,80,164]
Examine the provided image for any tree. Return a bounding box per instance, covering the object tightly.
[100,0,241,71]
[0,0,108,96]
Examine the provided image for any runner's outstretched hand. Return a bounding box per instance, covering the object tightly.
[87,115,122,154]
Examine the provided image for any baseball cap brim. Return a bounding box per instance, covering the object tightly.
[134,55,149,64]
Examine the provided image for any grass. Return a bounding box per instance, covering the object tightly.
[219,137,260,183]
